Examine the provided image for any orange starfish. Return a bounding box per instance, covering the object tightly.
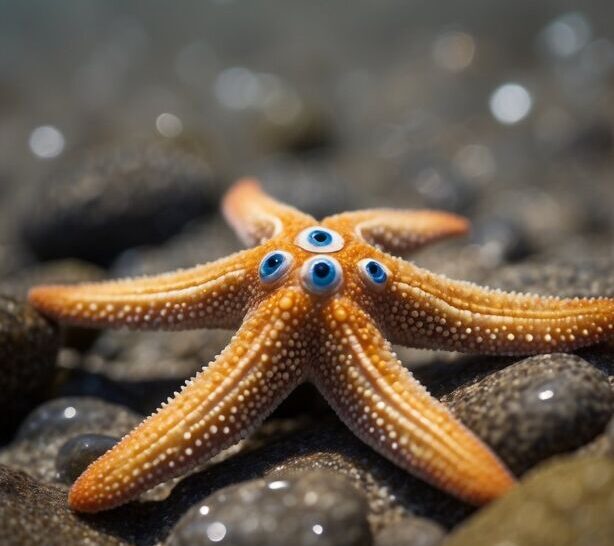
[28,179,613,513]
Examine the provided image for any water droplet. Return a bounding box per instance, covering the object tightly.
[489,83,533,125]
[541,12,591,58]
[206,521,227,542]
[432,31,476,72]
[28,125,65,158]
[155,113,183,138]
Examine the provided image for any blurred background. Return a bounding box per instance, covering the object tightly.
[1,0,613,282]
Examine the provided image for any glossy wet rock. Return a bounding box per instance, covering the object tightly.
[442,354,614,475]
[56,433,118,484]
[167,471,371,546]
[0,397,140,482]
[21,140,220,265]
[375,517,445,546]
[443,456,614,546]
[0,295,59,431]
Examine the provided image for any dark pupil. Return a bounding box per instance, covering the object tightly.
[314,262,331,278]
[313,231,328,243]
[266,255,282,269]
[367,262,380,275]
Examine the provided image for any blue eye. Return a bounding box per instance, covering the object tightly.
[358,259,389,289]
[301,256,343,294]
[259,251,293,284]
[295,226,344,253]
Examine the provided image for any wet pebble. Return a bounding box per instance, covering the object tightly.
[375,517,445,546]
[0,397,140,482]
[0,295,59,431]
[21,140,220,265]
[55,433,118,484]
[167,470,371,546]
[443,456,614,546]
[442,354,614,475]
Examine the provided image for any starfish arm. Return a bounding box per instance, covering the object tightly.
[222,178,316,246]
[68,288,310,512]
[322,209,469,254]
[312,298,515,505]
[378,259,614,354]
[28,249,262,331]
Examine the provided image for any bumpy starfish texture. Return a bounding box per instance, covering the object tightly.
[29,179,614,513]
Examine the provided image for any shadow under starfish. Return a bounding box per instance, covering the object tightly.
[28,178,614,512]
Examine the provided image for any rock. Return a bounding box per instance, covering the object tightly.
[0,295,59,431]
[0,464,127,546]
[0,397,140,482]
[21,140,221,265]
[483,257,614,299]
[167,471,371,546]
[443,456,614,546]
[0,259,106,350]
[442,354,614,475]
[250,156,356,218]
[375,517,445,546]
[0,259,105,300]
[56,433,118,484]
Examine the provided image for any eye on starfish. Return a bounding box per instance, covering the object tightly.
[28,178,614,513]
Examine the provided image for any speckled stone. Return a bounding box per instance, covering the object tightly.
[0,397,140,482]
[56,433,118,484]
[167,471,371,546]
[0,259,106,350]
[0,259,105,300]
[443,456,614,546]
[21,140,220,265]
[375,517,445,546]
[0,464,127,546]
[483,258,614,299]
[0,295,59,431]
[442,354,614,475]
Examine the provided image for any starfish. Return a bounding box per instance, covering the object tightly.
[28,179,613,513]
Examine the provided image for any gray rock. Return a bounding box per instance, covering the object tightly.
[0,295,59,431]
[442,354,614,475]
[375,517,445,546]
[0,464,127,546]
[443,456,614,546]
[167,471,371,546]
[0,397,140,482]
[21,140,220,265]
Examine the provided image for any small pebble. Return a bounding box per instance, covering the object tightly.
[56,433,118,484]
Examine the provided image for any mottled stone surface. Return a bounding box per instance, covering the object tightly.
[443,456,614,546]
[442,354,614,475]
[21,141,220,265]
[0,295,59,431]
[0,465,127,546]
[167,471,371,546]
[375,517,445,546]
